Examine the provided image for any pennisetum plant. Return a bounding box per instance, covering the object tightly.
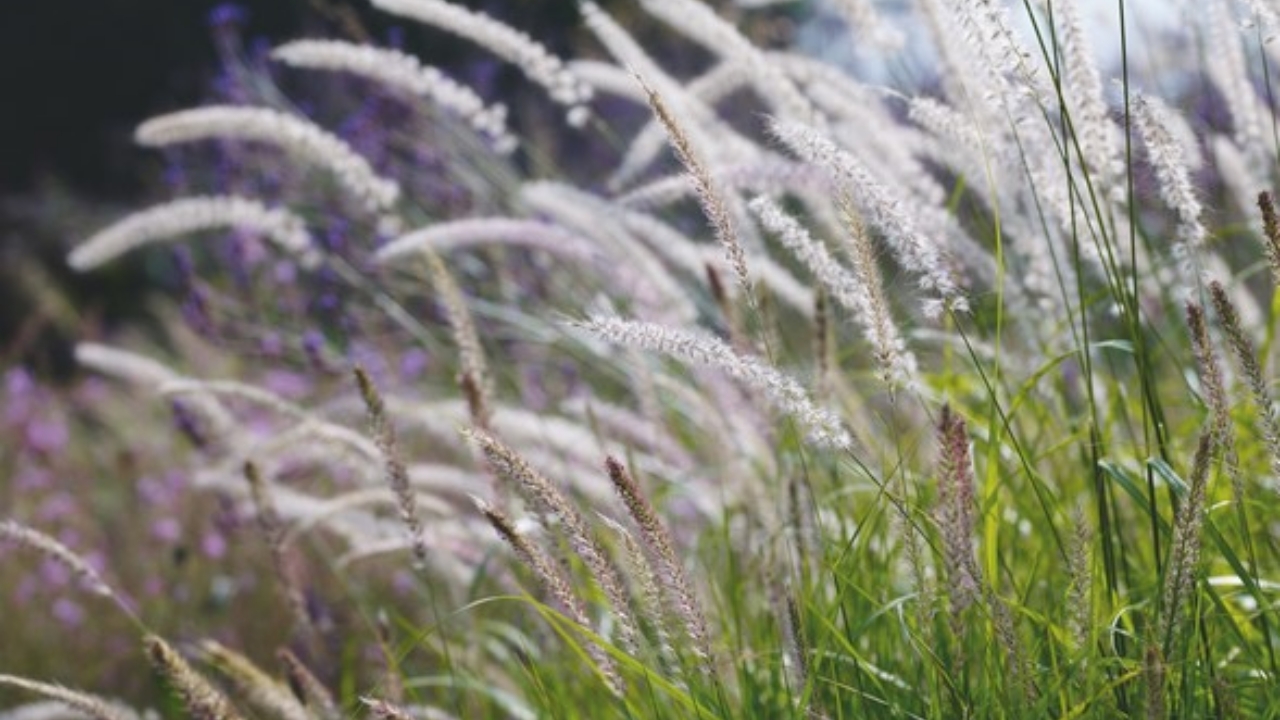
[6,0,1280,717]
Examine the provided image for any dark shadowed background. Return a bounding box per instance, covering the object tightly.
[0,0,593,376]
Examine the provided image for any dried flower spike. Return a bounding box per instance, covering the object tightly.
[355,367,430,567]
[579,316,851,449]
[465,429,640,653]
[69,196,319,272]
[277,650,339,720]
[145,635,245,720]
[637,72,753,297]
[605,457,714,667]
[0,675,140,720]
[0,520,135,622]
[471,496,623,694]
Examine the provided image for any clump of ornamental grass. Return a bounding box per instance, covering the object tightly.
[9,0,1280,717]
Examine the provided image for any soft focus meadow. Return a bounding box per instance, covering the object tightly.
[7,0,1280,717]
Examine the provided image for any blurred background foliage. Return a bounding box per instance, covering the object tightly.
[0,0,664,380]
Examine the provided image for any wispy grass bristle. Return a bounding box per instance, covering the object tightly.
[0,676,139,720]
[199,641,310,720]
[464,429,640,654]
[0,520,130,619]
[637,72,753,297]
[471,495,623,694]
[1208,280,1280,481]
[604,456,713,669]
[355,366,429,567]
[144,636,244,720]
[277,650,339,720]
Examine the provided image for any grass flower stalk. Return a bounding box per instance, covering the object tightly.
[604,457,713,669]
[638,72,753,298]
[355,367,430,568]
[1208,280,1280,484]
[465,430,640,654]
[144,636,245,720]
[369,0,591,125]
[578,316,851,449]
[68,197,319,272]
[0,676,139,720]
[136,106,400,212]
[471,497,623,694]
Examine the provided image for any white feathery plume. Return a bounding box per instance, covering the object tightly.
[73,343,237,442]
[612,62,750,192]
[0,678,140,720]
[369,0,592,126]
[464,428,642,654]
[69,196,318,272]
[256,418,383,469]
[1057,0,1124,202]
[271,39,516,153]
[282,489,455,545]
[578,1,758,182]
[636,0,820,124]
[568,59,647,102]
[0,521,116,600]
[136,107,399,212]
[945,0,1051,107]
[1132,93,1206,293]
[826,0,905,51]
[770,118,966,317]
[1209,136,1268,331]
[519,181,698,323]
[1207,0,1266,169]
[636,72,754,296]
[618,159,831,211]
[907,96,1003,199]
[616,209,814,317]
[417,251,494,428]
[159,379,312,422]
[74,343,186,387]
[577,316,852,449]
[771,52,896,127]
[376,218,599,264]
[749,196,917,386]
[1242,0,1280,33]
[0,700,100,720]
[384,397,688,494]
[559,397,695,469]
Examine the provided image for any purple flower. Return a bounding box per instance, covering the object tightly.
[262,369,312,399]
[208,3,247,28]
[39,558,72,588]
[400,348,431,380]
[171,398,209,448]
[350,343,388,384]
[273,260,297,284]
[324,220,350,253]
[4,368,36,423]
[25,417,69,454]
[14,575,38,604]
[152,517,183,543]
[74,377,108,404]
[52,598,85,628]
[38,493,77,522]
[15,466,52,491]
[5,367,34,399]
[302,330,328,367]
[138,472,185,507]
[392,570,416,597]
[202,531,228,560]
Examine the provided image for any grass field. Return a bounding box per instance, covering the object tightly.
[5,0,1280,717]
